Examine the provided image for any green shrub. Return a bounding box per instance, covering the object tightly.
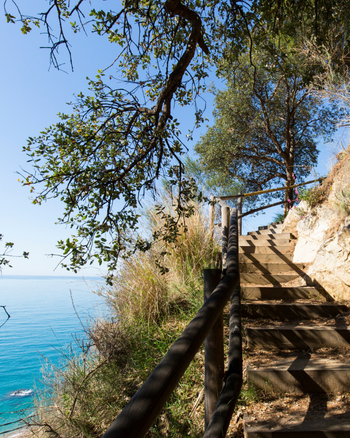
[105,200,220,325]
[272,212,285,223]
[335,188,350,216]
[298,185,327,209]
[28,198,219,438]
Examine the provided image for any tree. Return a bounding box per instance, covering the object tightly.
[4,0,350,274]
[0,235,29,327]
[184,156,244,200]
[195,37,342,215]
[297,33,350,129]
[0,234,29,272]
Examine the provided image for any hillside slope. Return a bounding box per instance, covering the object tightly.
[283,147,350,300]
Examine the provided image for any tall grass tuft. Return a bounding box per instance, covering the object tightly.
[27,197,220,438]
[104,198,221,325]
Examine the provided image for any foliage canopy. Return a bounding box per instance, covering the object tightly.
[194,36,343,212]
[5,0,350,274]
[0,234,29,272]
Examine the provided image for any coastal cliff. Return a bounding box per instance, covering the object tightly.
[283,147,350,301]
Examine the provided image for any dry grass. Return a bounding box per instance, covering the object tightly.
[25,198,220,438]
[102,202,220,325]
[299,145,350,214]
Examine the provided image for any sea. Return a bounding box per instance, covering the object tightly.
[0,275,107,436]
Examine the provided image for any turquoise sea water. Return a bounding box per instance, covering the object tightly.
[0,275,106,436]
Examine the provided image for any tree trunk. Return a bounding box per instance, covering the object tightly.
[284,166,294,217]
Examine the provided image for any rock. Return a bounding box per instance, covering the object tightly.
[291,209,350,300]
[293,207,340,264]
[306,222,350,300]
[345,216,350,228]
[284,151,350,301]
[328,154,350,205]
[282,201,309,235]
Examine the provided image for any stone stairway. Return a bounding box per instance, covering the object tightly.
[240,223,350,437]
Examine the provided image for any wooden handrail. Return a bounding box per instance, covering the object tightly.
[204,268,224,427]
[239,199,288,219]
[101,211,240,438]
[204,214,242,437]
[209,177,325,237]
[216,177,324,201]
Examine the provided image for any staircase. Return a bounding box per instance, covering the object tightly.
[240,223,350,437]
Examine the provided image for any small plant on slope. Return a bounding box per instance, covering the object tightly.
[29,197,219,438]
[335,188,350,216]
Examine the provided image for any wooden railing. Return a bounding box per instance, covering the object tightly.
[101,209,241,438]
[211,177,324,235]
[101,177,324,438]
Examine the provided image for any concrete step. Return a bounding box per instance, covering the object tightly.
[241,286,328,301]
[242,223,349,437]
[242,233,293,240]
[258,223,284,231]
[247,359,350,394]
[242,303,348,320]
[248,228,284,236]
[246,326,350,350]
[244,416,350,437]
[239,254,294,264]
[240,263,305,274]
[241,273,300,285]
[239,239,292,247]
[240,246,293,254]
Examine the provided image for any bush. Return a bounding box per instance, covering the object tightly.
[335,188,350,216]
[28,198,219,438]
[298,185,327,209]
[272,212,285,223]
[108,202,220,325]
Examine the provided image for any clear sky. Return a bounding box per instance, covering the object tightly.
[0,4,346,277]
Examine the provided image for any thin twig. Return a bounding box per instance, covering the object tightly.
[0,306,10,329]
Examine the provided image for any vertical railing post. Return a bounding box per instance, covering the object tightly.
[238,194,242,236]
[221,205,230,269]
[209,195,215,239]
[204,209,241,438]
[203,268,224,429]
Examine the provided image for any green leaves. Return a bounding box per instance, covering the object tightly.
[7,0,350,275]
[194,32,341,208]
[0,234,29,272]
[22,75,203,273]
[20,19,32,34]
[5,13,15,23]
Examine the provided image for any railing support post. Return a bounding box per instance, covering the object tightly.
[209,195,215,239]
[238,194,242,236]
[204,209,241,438]
[221,205,230,269]
[204,268,224,429]
[100,210,240,438]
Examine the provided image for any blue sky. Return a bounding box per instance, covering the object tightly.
[1,7,114,277]
[0,8,214,277]
[0,5,346,277]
